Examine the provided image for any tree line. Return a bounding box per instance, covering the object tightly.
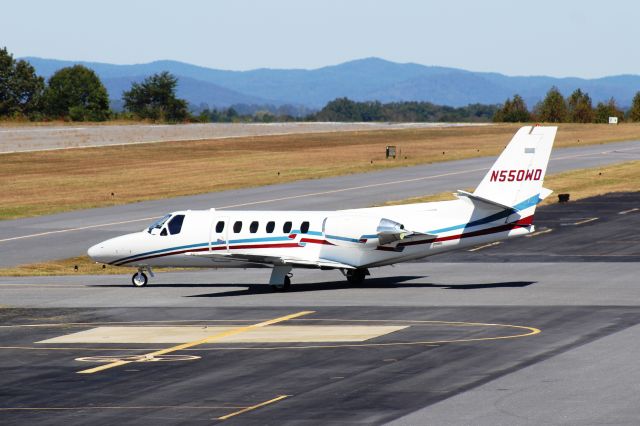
[3,46,640,124]
[308,98,497,122]
[494,87,640,123]
[197,98,497,123]
[0,47,188,122]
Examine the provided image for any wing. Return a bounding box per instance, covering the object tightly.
[185,251,356,270]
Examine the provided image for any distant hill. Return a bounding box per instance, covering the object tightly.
[23,56,640,110]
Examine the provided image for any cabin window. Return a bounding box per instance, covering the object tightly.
[233,221,242,233]
[283,221,292,233]
[250,221,259,233]
[160,228,168,236]
[300,221,310,234]
[266,221,275,233]
[215,221,225,233]
[167,215,185,235]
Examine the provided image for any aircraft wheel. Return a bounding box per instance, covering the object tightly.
[346,269,366,285]
[132,272,148,287]
[270,275,291,292]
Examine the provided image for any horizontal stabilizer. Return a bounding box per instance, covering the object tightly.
[456,190,516,212]
[539,187,553,201]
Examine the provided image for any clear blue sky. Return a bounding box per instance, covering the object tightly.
[3,0,638,78]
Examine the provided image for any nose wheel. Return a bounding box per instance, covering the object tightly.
[132,271,149,287]
[131,267,154,287]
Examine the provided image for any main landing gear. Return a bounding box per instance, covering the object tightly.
[131,267,154,287]
[345,268,369,285]
[269,265,292,292]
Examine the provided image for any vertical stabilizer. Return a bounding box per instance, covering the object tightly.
[473,126,556,208]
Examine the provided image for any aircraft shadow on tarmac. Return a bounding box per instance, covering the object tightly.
[180,277,537,298]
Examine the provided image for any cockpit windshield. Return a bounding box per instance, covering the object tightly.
[147,214,172,233]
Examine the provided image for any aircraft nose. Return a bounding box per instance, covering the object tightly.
[87,243,107,263]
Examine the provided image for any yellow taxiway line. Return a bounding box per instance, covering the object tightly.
[468,241,501,252]
[572,217,599,226]
[525,228,553,238]
[77,311,314,374]
[217,395,290,420]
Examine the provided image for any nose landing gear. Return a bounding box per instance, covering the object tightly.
[131,267,154,287]
[132,272,148,287]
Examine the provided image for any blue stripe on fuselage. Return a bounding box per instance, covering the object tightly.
[113,235,293,265]
[426,194,540,234]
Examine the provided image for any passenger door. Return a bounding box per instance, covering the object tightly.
[210,216,230,253]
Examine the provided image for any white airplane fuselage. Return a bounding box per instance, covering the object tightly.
[88,126,557,287]
[89,200,532,269]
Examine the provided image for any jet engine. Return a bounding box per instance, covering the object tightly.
[322,215,408,248]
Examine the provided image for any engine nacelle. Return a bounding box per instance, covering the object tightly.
[322,215,406,248]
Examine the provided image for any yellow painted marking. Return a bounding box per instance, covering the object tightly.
[573,217,598,225]
[561,217,598,226]
[0,318,541,352]
[217,395,290,420]
[2,326,539,352]
[41,325,406,344]
[468,241,501,252]
[76,311,314,374]
[619,207,639,215]
[525,228,553,238]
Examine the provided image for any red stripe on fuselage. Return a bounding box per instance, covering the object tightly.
[300,238,335,245]
[384,216,533,249]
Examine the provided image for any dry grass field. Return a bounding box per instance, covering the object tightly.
[2,123,640,220]
[0,256,184,277]
[0,256,136,276]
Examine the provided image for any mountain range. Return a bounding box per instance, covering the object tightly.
[23,57,640,110]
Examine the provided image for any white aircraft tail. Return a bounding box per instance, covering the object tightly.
[473,125,557,209]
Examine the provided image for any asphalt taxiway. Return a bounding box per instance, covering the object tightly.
[1,193,639,425]
[2,305,638,426]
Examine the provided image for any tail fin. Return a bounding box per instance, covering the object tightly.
[473,125,556,209]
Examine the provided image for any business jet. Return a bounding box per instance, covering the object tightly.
[88,125,556,290]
